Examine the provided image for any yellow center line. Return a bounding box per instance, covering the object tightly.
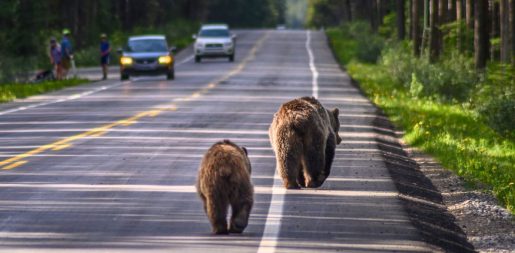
[52,144,72,151]
[2,161,27,170]
[0,32,269,171]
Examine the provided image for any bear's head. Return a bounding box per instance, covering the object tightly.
[329,108,342,144]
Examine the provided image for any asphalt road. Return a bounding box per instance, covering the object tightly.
[0,30,439,252]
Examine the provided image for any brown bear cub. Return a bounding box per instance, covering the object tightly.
[269,97,342,189]
[197,140,254,234]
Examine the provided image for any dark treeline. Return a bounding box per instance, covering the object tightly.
[0,0,285,58]
[308,0,515,69]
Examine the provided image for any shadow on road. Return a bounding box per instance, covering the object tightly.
[372,113,476,252]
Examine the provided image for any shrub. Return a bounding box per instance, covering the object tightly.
[380,43,479,102]
[480,96,515,140]
[0,55,39,83]
[341,21,384,63]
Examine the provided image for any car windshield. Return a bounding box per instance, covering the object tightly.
[126,39,168,52]
[199,29,230,38]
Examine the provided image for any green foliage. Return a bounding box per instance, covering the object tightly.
[378,13,397,39]
[381,42,479,102]
[440,20,474,55]
[345,61,515,213]
[0,56,41,84]
[0,78,88,103]
[286,0,308,28]
[307,0,337,27]
[480,96,515,140]
[326,28,357,65]
[327,25,515,213]
[329,22,384,63]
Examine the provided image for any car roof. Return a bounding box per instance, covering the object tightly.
[201,24,229,30]
[129,35,166,41]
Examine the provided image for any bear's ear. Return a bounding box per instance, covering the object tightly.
[332,108,339,118]
[242,147,248,156]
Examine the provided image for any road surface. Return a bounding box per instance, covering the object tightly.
[0,30,444,252]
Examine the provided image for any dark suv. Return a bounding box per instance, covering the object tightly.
[119,35,176,80]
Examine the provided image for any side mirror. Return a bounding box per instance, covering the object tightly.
[170,47,177,53]
[231,34,237,40]
[192,34,197,39]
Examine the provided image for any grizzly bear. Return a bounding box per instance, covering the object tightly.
[269,97,342,189]
[197,140,254,234]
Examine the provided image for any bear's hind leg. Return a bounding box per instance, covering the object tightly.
[229,200,252,233]
[323,133,337,179]
[274,130,303,189]
[206,195,229,234]
[302,139,326,188]
[297,164,306,187]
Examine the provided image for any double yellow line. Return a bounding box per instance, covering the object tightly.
[0,32,269,171]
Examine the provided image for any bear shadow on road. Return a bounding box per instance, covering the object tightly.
[372,112,476,253]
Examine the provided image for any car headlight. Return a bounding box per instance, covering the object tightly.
[158,56,173,64]
[120,56,133,65]
[195,42,204,48]
[224,42,233,47]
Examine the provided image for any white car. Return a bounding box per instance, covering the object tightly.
[193,24,236,63]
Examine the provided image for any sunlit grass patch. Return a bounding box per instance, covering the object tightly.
[0,78,88,103]
[328,29,515,213]
[348,61,515,213]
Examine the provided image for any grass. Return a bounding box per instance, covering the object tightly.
[327,28,515,213]
[0,78,89,103]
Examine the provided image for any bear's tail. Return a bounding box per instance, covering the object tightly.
[273,125,303,189]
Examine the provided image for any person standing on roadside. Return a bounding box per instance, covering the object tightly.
[60,29,73,79]
[49,37,62,80]
[100,33,111,80]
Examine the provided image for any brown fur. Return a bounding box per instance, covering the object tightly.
[197,140,254,234]
[269,97,341,189]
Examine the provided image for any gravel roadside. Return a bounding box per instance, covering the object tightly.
[401,143,515,253]
[354,76,515,252]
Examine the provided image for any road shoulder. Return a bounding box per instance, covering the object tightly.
[368,90,514,252]
[400,139,515,252]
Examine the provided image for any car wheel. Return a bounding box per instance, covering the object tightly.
[167,69,175,80]
[195,56,201,63]
[229,54,235,62]
[121,73,129,80]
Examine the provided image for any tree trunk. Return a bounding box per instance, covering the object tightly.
[344,0,352,22]
[449,0,456,20]
[466,0,474,28]
[511,0,515,63]
[371,0,379,31]
[408,0,413,39]
[377,0,386,26]
[438,0,447,55]
[430,0,440,62]
[491,0,499,61]
[413,0,423,56]
[439,0,448,23]
[397,0,405,40]
[475,0,489,69]
[500,0,512,63]
[456,0,463,51]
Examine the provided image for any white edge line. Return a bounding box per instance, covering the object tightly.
[256,174,286,253]
[0,54,195,116]
[306,30,319,98]
[257,30,319,253]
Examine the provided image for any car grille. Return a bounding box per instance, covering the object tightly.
[135,58,157,64]
[206,44,223,48]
